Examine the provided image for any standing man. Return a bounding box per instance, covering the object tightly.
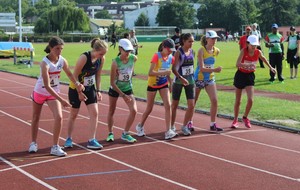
[251,23,264,68]
[171,27,181,52]
[265,23,285,83]
[129,29,141,76]
[239,26,251,50]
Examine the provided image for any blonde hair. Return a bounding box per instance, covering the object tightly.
[91,38,108,51]
[200,35,207,47]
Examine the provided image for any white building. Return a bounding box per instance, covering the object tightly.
[0,13,16,33]
[124,5,159,30]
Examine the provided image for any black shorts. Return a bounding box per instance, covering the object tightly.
[147,84,168,92]
[172,83,195,100]
[233,70,255,89]
[68,87,97,109]
[108,87,133,98]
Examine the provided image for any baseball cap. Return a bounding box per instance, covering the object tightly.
[119,39,134,51]
[252,23,258,27]
[245,26,252,30]
[272,23,278,28]
[290,26,296,31]
[206,30,219,38]
[247,35,260,46]
[163,38,176,51]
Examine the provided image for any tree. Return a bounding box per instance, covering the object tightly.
[258,0,299,32]
[156,1,195,29]
[94,10,112,19]
[134,13,149,27]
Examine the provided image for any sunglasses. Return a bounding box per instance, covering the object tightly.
[122,48,132,53]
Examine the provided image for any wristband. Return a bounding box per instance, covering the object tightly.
[96,89,101,92]
[75,81,81,86]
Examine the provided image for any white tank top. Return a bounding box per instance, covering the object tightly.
[34,55,65,96]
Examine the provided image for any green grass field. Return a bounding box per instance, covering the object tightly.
[1,40,300,129]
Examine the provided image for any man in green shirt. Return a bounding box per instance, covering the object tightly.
[265,23,285,83]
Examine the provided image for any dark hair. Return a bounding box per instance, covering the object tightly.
[175,27,180,33]
[200,35,207,46]
[179,33,193,46]
[44,36,64,53]
[123,33,129,39]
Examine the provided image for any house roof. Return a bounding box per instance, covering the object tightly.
[90,19,123,27]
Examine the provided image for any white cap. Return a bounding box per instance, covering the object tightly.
[119,39,134,51]
[247,35,260,46]
[206,30,219,38]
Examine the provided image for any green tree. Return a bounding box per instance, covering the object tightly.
[94,10,112,19]
[134,13,149,27]
[258,0,299,32]
[156,1,195,29]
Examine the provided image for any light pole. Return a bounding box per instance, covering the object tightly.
[18,0,22,42]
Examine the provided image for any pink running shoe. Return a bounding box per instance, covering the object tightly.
[187,121,195,131]
[231,120,239,129]
[242,117,251,128]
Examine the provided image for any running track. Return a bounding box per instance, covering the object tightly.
[0,71,300,190]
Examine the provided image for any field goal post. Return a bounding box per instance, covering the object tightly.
[133,26,177,38]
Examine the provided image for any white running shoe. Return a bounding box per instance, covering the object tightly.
[136,123,145,137]
[165,129,177,140]
[181,125,191,136]
[171,125,176,132]
[28,142,38,153]
[50,145,67,157]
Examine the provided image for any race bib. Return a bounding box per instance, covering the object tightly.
[242,61,257,71]
[204,64,213,69]
[182,65,194,76]
[83,75,95,86]
[118,70,132,81]
[158,68,168,77]
[42,74,59,87]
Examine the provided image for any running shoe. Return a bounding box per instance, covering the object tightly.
[165,129,177,140]
[28,142,38,153]
[187,121,195,131]
[50,145,67,157]
[181,125,191,136]
[210,123,224,132]
[136,123,145,137]
[242,117,252,128]
[106,133,114,142]
[231,120,239,129]
[64,137,73,148]
[87,139,103,150]
[171,125,176,132]
[121,133,137,143]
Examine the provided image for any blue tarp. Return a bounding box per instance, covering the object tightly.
[0,42,34,57]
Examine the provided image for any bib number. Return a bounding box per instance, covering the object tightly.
[118,71,131,81]
[182,65,194,76]
[83,75,95,86]
[43,74,59,87]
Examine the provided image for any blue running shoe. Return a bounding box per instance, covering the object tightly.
[121,133,137,143]
[87,139,103,150]
[64,137,73,148]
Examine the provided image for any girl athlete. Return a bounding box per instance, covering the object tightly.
[64,38,108,150]
[135,39,177,140]
[171,33,196,136]
[28,36,84,157]
[194,30,223,132]
[286,26,300,79]
[106,39,138,143]
[232,35,276,128]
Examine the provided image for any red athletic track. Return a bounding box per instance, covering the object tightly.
[0,71,300,190]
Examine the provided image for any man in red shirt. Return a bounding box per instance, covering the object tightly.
[239,26,252,50]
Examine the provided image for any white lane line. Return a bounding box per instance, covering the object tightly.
[0,157,58,190]
[1,83,300,184]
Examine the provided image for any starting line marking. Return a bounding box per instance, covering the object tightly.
[44,169,133,180]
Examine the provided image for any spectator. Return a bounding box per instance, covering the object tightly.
[265,23,285,83]
[251,23,264,68]
[239,26,251,50]
[286,26,300,79]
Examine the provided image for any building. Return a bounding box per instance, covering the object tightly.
[0,13,16,33]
